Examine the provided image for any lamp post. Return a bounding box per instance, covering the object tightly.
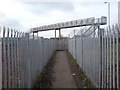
[104,2,110,29]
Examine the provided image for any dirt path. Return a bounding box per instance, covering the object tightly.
[52,51,77,88]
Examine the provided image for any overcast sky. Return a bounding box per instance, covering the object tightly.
[0,0,119,38]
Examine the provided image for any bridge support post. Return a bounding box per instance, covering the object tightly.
[37,32,38,39]
[33,32,34,39]
[55,29,57,50]
[58,29,61,50]
[59,29,61,39]
[55,29,56,39]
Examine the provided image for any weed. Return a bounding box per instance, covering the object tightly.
[67,51,94,88]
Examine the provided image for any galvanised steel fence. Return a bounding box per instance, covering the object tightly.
[0,26,57,88]
[68,24,119,88]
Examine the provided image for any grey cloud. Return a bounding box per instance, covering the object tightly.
[24,2,74,15]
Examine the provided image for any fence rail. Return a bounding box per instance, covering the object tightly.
[0,26,57,88]
[68,24,120,88]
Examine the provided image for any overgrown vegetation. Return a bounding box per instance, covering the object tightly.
[32,52,56,88]
[67,52,94,88]
[32,67,51,88]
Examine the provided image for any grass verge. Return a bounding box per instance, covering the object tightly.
[67,51,94,88]
[32,51,56,88]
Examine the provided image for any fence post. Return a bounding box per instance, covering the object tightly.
[116,24,119,88]
[99,28,103,88]
[13,30,17,88]
[3,27,7,88]
[25,33,31,88]
[99,28,105,88]
[0,27,2,89]
[7,28,11,88]
[42,37,44,68]
[74,30,77,60]
[81,30,84,69]
[11,29,14,88]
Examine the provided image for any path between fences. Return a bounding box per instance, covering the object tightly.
[52,51,77,88]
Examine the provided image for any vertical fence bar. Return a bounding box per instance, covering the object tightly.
[29,34,32,87]
[23,32,26,87]
[106,28,109,88]
[13,30,17,88]
[3,27,7,88]
[19,32,22,88]
[21,32,24,87]
[7,28,11,88]
[109,28,112,88]
[24,33,27,88]
[104,30,107,88]
[42,38,44,68]
[24,33,26,88]
[31,34,34,83]
[22,33,26,87]
[99,28,103,88]
[112,26,115,88]
[17,32,20,88]
[0,27,2,89]
[21,32,24,88]
[74,30,77,60]
[101,29,104,88]
[16,31,19,88]
[30,35,33,87]
[10,29,14,88]
[94,26,96,86]
[101,28,106,88]
[33,37,35,77]
[96,29,99,87]
[116,25,119,88]
[101,29,103,88]
[27,33,31,88]
[81,33,83,69]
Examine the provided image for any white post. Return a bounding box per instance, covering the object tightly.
[104,2,110,30]
[0,27,2,89]
[118,1,120,25]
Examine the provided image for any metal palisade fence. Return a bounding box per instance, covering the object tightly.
[0,26,57,88]
[68,24,120,88]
